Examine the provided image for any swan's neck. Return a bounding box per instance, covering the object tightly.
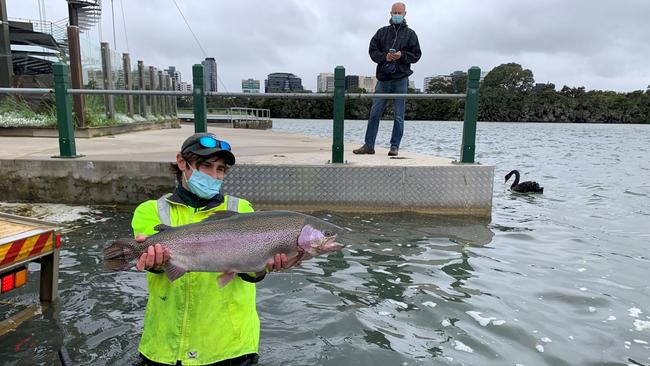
[511,171,520,187]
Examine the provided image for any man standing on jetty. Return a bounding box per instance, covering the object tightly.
[353,2,421,157]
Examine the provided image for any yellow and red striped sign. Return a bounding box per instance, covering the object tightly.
[0,232,54,266]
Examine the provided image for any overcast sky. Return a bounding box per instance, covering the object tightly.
[7,0,650,92]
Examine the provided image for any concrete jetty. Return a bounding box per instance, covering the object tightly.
[0,125,494,216]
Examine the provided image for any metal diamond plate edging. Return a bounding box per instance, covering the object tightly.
[223,164,494,212]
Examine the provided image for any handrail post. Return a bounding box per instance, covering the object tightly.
[332,66,345,163]
[52,62,81,158]
[192,64,207,133]
[460,66,481,163]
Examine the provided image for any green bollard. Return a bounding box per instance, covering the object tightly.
[460,66,481,163]
[52,62,81,158]
[192,64,207,133]
[332,66,345,163]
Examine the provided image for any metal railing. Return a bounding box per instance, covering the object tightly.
[8,17,68,47]
[227,107,271,123]
[0,63,481,164]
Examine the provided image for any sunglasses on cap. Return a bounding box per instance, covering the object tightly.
[199,135,231,151]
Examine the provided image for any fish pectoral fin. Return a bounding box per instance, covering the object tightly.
[164,263,188,282]
[285,254,303,268]
[153,224,173,232]
[217,272,236,288]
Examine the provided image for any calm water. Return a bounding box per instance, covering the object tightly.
[1,120,649,365]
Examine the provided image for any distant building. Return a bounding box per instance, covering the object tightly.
[317,73,335,92]
[423,76,434,91]
[450,70,466,79]
[408,80,416,90]
[345,75,359,91]
[166,66,182,89]
[265,72,304,93]
[201,57,218,92]
[242,78,260,93]
[358,76,377,92]
[423,74,453,93]
[178,81,192,92]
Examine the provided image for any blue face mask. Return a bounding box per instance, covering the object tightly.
[184,164,223,199]
[391,15,404,24]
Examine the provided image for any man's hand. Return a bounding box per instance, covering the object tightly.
[265,253,291,272]
[386,51,401,62]
[134,235,171,271]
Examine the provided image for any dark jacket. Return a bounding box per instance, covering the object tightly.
[369,19,421,81]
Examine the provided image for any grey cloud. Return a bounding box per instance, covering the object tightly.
[6,0,650,92]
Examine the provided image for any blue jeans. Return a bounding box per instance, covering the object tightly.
[363,77,408,150]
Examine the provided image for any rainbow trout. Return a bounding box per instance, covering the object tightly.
[103,210,345,287]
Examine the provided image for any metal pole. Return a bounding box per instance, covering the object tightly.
[67,26,86,127]
[0,0,13,87]
[122,53,134,117]
[192,64,207,133]
[332,66,345,163]
[137,61,146,117]
[100,42,115,119]
[460,66,481,163]
[52,63,79,158]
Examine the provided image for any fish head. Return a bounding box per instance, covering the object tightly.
[297,217,346,259]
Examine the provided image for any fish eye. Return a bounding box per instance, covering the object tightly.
[324,230,333,236]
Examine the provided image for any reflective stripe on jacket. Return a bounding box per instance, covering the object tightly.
[132,194,258,366]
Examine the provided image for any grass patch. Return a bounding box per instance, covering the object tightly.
[0,96,56,128]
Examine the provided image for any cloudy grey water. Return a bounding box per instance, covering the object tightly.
[1,120,649,365]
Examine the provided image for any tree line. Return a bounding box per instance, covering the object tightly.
[178,63,650,123]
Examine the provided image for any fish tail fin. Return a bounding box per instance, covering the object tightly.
[103,239,138,271]
[164,262,188,282]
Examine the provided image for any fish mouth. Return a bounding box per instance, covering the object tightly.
[298,224,346,256]
[317,235,345,253]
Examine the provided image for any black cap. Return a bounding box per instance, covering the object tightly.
[180,133,236,165]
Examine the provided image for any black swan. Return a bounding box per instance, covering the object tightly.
[504,170,544,193]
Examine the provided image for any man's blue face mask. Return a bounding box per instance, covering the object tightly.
[391,14,404,24]
[184,162,223,199]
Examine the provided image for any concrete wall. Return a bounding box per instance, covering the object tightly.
[1,160,174,205]
[1,160,493,217]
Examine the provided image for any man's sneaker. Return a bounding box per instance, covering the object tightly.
[353,145,375,155]
[388,147,399,156]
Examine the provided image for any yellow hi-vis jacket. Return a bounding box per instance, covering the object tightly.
[131,194,258,366]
